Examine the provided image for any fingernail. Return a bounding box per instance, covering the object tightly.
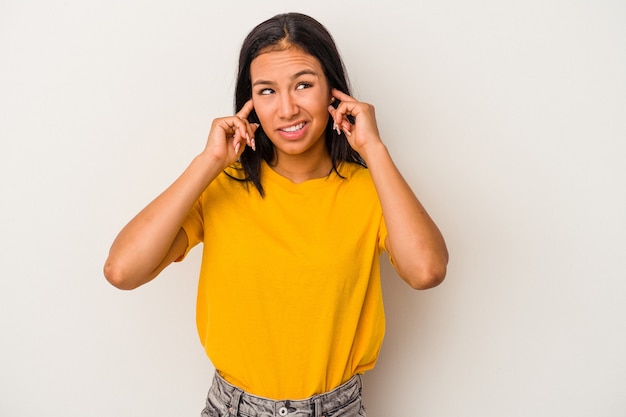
[251,138,256,151]
[343,128,352,136]
[234,142,240,154]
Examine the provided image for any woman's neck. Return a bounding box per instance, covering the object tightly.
[270,151,333,184]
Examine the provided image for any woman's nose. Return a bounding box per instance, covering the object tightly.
[277,93,298,118]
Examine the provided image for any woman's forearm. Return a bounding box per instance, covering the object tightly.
[364,143,448,289]
[103,153,223,290]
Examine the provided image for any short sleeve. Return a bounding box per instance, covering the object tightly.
[176,195,204,262]
[379,214,389,257]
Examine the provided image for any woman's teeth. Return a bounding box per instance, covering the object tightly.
[281,122,305,132]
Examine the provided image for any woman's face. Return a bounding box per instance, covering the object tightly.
[250,46,331,164]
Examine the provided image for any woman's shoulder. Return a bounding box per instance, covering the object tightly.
[200,162,252,201]
[337,161,370,181]
[223,162,247,181]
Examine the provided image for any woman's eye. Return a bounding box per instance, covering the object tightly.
[259,88,274,95]
[296,82,312,90]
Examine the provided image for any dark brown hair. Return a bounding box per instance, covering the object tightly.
[232,12,365,196]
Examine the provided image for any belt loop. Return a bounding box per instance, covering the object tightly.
[313,397,323,417]
[228,388,243,416]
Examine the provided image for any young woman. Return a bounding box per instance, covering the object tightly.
[104,12,448,417]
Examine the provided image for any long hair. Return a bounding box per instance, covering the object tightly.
[233,12,365,196]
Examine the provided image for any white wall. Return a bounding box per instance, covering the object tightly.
[1,1,625,416]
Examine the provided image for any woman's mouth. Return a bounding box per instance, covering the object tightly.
[280,122,306,133]
[278,122,308,139]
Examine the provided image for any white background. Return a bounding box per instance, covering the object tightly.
[1,1,625,416]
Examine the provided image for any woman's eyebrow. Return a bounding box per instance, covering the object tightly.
[252,69,319,87]
[292,69,319,79]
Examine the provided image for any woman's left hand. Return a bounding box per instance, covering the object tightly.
[328,88,384,159]
[329,90,448,290]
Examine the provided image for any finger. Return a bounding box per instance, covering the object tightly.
[218,118,245,153]
[330,89,355,127]
[331,88,355,102]
[327,110,352,137]
[249,123,260,151]
[231,119,260,152]
[225,117,251,149]
[327,105,337,121]
[236,125,259,155]
[328,101,343,124]
[230,100,254,147]
[338,119,352,136]
[238,119,257,151]
[327,106,342,135]
[236,99,255,120]
[232,126,249,155]
[331,101,359,130]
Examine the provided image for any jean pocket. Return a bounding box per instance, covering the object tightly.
[201,405,231,417]
[201,392,231,417]
[326,394,364,417]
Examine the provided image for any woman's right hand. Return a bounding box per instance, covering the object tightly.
[203,99,259,169]
[104,100,260,290]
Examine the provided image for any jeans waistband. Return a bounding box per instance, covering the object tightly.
[209,371,363,417]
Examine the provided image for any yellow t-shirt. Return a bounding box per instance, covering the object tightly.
[181,161,388,400]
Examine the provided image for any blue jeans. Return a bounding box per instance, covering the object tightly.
[201,372,366,417]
